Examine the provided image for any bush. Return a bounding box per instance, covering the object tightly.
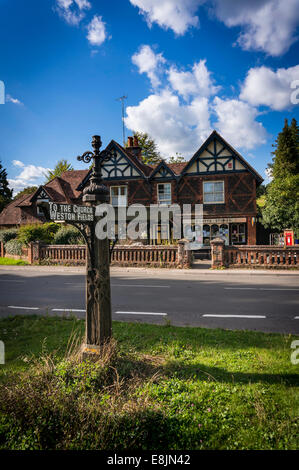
[5,239,23,256]
[0,228,18,243]
[18,223,60,246]
[53,226,84,245]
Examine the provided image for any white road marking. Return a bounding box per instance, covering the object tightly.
[52,309,85,312]
[8,306,39,310]
[65,283,170,288]
[225,287,299,291]
[202,314,266,319]
[112,284,170,288]
[294,317,299,319]
[115,311,167,316]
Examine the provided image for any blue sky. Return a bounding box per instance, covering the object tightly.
[0,0,298,194]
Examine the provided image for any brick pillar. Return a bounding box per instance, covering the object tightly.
[177,239,192,268]
[29,241,41,264]
[28,242,33,264]
[211,238,225,268]
[0,241,5,258]
[177,240,184,268]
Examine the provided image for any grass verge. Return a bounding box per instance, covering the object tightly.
[0,315,298,450]
[0,257,28,266]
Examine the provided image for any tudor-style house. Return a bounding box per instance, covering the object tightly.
[0,131,263,246]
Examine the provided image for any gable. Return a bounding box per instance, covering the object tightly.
[31,186,52,202]
[99,141,146,180]
[102,150,141,179]
[36,188,50,200]
[184,133,247,176]
[182,131,263,184]
[150,161,176,180]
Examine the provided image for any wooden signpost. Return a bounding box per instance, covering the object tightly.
[40,135,115,358]
[77,135,115,357]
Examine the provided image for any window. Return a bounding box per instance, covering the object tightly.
[231,223,246,245]
[203,181,224,204]
[157,183,171,205]
[36,197,49,217]
[37,206,44,216]
[110,186,127,206]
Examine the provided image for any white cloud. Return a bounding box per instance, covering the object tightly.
[213,97,267,150]
[240,65,299,111]
[132,45,166,88]
[55,0,91,26]
[8,162,52,193]
[87,15,107,46]
[127,46,267,155]
[264,167,273,183]
[213,0,299,56]
[130,1,299,56]
[168,59,220,99]
[125,89,212,157]
[6,94,23,105]
[12,160,25,168]
[129,0,202,35]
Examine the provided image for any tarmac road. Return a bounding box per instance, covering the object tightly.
[0,265,298,334]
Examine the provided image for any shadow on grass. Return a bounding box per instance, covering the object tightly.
[113,356,299,388]
[163,361,299,387]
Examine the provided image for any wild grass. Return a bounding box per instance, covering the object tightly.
[0,316,298,450]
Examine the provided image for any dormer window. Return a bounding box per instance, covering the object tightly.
[36,189,50,216]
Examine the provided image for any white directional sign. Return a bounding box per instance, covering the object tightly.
[48,202,94,222]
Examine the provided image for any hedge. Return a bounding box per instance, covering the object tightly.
[17,223,60,246]
[0,229,18,244]
[5,239,23,256]
[53,226,84,245]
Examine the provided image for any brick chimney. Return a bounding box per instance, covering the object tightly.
[127,135,142,162]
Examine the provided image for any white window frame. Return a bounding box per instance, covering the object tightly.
[157,183,172,206]
[203,180,224,204]
[110,185,128,207]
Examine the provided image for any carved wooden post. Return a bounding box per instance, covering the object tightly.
[78,135,113,357]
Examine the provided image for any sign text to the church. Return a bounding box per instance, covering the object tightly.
[49,202,94,222]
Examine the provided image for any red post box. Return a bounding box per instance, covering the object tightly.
[284,230,294,246]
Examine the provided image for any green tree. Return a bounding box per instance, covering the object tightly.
[270,118,299,179]
[0,161,13,212]
[290,117,299,155]
[262,119,299,235]
[262,175,299,236]
[44,160,74,183]
[168,153,186,164]
[13,186,37,200]
[131,132,162,164]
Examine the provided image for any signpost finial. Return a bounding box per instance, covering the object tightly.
[77,135,113,203]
